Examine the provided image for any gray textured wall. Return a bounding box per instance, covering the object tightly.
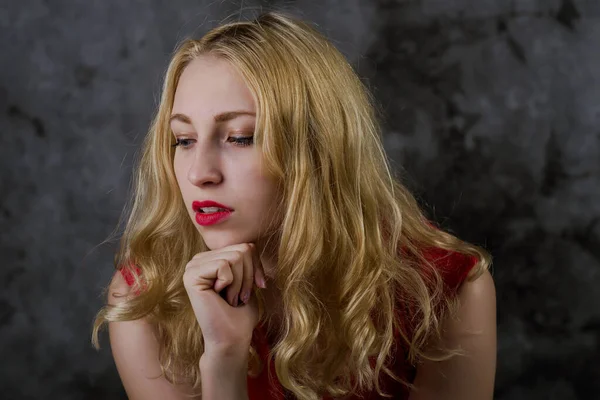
[1,1,598,399]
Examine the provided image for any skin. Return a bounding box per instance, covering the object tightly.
[409,269,497,399]
[171,54,285,398]
[108,53,496,400]
[171,55,281,257]
[171,54,284,319]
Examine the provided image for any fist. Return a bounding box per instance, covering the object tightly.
[183,243,267,358]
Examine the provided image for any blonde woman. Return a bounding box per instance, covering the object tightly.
[92,11,497,400]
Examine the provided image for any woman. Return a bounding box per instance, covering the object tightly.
[92,10,496,400]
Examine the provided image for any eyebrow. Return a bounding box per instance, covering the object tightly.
[169,111,256,125]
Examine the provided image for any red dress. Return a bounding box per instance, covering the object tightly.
[120,247,477,399]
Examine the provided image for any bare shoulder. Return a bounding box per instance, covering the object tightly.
[444,269,496,346]
[458,269,496,322]
[107,270,198,399]
[107,269,132,305]
[410,270,497,400]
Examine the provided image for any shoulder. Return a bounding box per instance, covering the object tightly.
[420,247,480,294]
[108,264,144,305]
[106,268,198,398]
[410,268,497,399]
[107,269,133,305]
[452,268,496,340]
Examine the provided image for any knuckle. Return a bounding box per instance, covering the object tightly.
[184,259,196,270]
[182,269,193,283]
[217,259,230,270]
[232,251,243,262]
[240,243,252,252]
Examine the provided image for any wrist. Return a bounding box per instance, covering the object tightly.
[200,354,249,400]
[201,341,251,365]
[199,350,249,373]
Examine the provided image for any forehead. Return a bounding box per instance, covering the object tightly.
[172,55,256,118]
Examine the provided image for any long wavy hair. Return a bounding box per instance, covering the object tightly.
[92,10,491,399]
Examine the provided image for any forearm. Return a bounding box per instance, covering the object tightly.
[199,355,249,400]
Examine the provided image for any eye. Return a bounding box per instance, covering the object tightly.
[227,135,254,147]
[171,138,195,149]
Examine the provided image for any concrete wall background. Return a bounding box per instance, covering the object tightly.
[1,1,598,398]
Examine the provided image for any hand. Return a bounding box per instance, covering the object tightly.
[183,243,267,359]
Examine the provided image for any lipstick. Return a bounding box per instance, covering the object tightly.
[192,200,233,226]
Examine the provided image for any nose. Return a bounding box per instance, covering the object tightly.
[187,141,223,187]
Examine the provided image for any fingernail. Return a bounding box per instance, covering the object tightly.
[241,290,250,304]
[259,277,267,289]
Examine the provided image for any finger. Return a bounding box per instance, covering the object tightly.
[191,249,242,263]
[187,245,260,298]
[192,243,256,261]
[239,244,255,304]
[184,258,232,293]
[213,259,234,292]
[191,247,255,267]
[225,250,244,307]
[251,244,267,289]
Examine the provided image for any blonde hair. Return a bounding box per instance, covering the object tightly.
[92,10,491,399]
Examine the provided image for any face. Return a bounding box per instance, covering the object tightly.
[171,54,281,251]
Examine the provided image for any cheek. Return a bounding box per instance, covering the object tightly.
[172,161,190,198]
[253,177,281,213]
[172,156,187,183]
[234,173,274,208]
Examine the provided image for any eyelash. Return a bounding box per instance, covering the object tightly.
[171,135,254,149]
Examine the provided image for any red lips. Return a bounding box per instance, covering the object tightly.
[192,200,234,212]
[192,200,234,226]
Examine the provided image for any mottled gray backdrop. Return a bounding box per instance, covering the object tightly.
[1,0,599,399]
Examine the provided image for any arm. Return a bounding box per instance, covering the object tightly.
[107,270,200,400]
[200,355,249,400]
[409,269,497,400]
